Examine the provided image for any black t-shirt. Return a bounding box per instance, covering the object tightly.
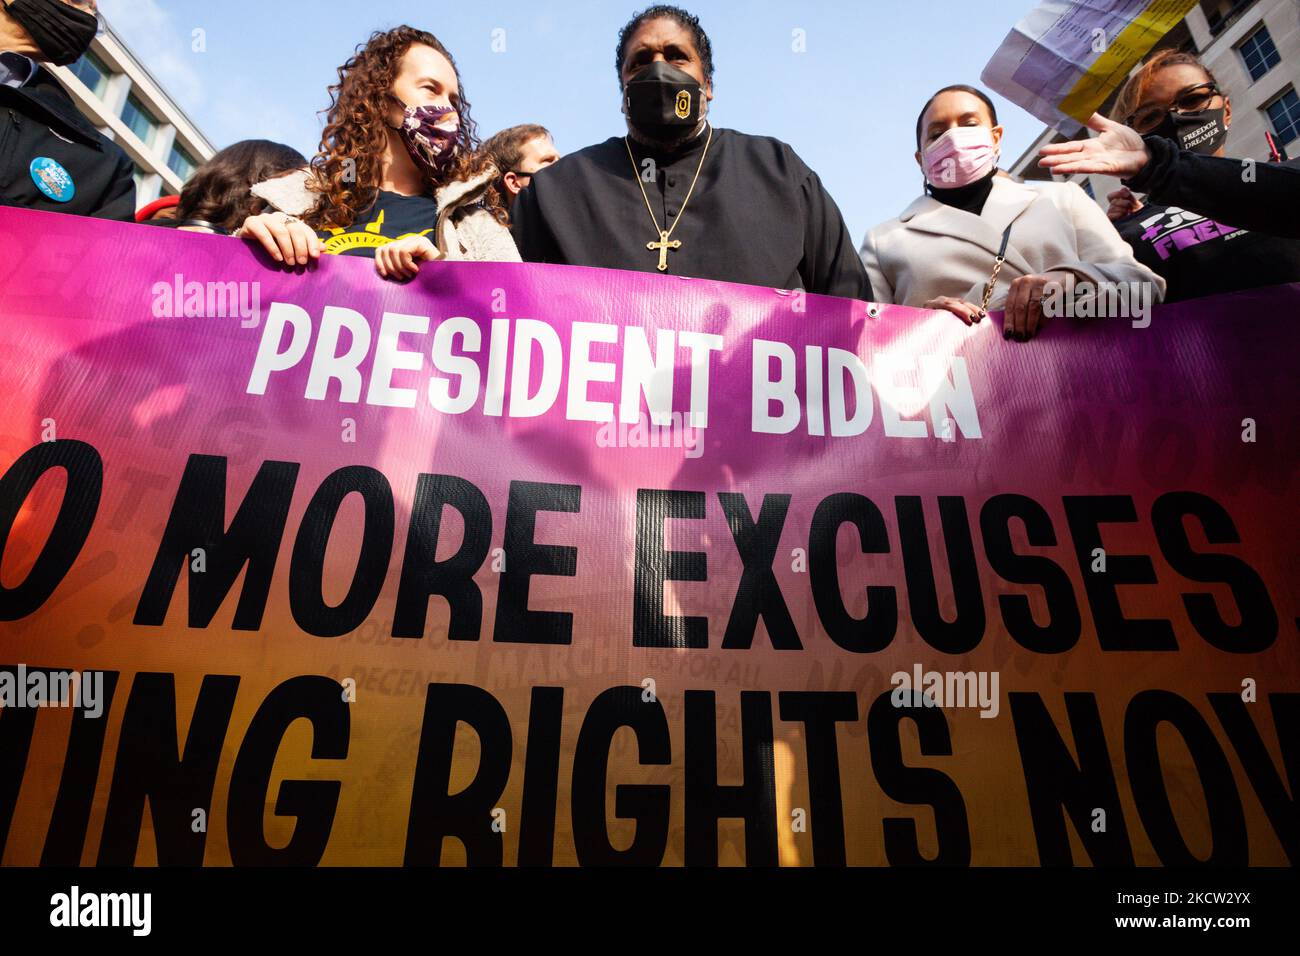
[1114,201,1300,303]
[317,189,439,258]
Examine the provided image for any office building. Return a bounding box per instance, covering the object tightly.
[47,13,215,210]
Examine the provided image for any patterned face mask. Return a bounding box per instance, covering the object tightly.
[1150,106,1228,156]
[392,100,461,178]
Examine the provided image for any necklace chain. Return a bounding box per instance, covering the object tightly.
[623,124,714,270]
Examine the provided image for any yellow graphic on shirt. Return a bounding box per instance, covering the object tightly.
[321,208,434,255]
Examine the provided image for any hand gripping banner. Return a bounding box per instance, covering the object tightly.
[0,208,1295,866]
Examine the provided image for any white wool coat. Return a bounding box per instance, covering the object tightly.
[860,175,1164,309]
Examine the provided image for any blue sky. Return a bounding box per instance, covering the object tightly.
[99,0,1049,242]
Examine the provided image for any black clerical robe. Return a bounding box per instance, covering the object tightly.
[511,125,872,300]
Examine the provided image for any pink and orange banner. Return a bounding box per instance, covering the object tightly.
[0,207,1295,866]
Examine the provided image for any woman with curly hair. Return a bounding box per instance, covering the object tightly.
[236,25,518,276]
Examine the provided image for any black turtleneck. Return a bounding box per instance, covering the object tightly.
[927,169,997,215]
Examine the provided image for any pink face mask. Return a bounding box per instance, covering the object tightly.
[922,125,999,188]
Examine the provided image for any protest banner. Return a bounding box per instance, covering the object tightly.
[0,207,1295,866]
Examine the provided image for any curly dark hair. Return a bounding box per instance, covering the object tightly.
[615,5,714,84]
[176,139,306,233]
[308,26,501,231]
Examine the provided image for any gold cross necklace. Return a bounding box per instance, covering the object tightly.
[623,124,714,271]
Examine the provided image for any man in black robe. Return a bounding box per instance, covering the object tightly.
[511,4,872,301]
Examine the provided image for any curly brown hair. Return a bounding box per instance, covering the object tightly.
[308,26,502,231]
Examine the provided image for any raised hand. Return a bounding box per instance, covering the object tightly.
[1038,113,1151,179]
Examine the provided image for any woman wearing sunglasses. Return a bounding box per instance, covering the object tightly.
[1040,51,1299,301]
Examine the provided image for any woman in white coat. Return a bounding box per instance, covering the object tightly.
[860,85,1164,341]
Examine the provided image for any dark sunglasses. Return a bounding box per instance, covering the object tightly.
[1126,82,1222,134]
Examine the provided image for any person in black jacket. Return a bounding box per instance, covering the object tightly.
[0,0,135,221]
[1110,134,1300,241]
[1037,77,1300,243]
[1038,50,1298,304]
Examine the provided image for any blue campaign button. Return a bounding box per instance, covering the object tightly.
[30,157,76,203]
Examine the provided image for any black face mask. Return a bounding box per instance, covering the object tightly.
[623,61,703,139]
[1152,106,1228,155]
[4,0,97,66]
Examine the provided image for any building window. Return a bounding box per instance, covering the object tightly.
[120,92,157,146]
[1203,0,1258,38]
[1237,25,1280,82]
[68,50,109,98]
[1265,88,1300,145]
[167,143,197,181]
